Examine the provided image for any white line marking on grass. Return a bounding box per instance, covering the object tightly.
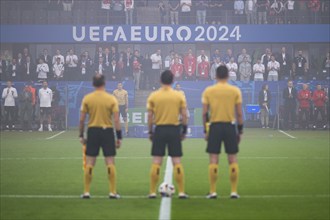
[279,130,297,139]
[159,157,173,220]
[45,131,66,140]
[1,194,328,199]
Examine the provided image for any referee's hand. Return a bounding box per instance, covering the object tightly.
[79,137,86,145]
[149,133,153,142]
[181,134,186,141]
[237,134,242,144]
[116,139,122,149]
[204,133,208,141]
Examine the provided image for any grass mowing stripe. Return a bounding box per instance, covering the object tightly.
[45,131,66,140]
[279,130,297,139]
[158,157,173,220]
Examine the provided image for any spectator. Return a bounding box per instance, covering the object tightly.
[308,0,321,23]
[284,0,296,24]
[159,0,167,24]
[53,57,65,80]
[2,81,18,130]
[239,56,252,81]
[180,0,192,24]
[95,57,106,75]
[22,56,34,81]
[94,47,104,64]
[78,52,93,80]
[253,59,265,81]
[52,49,65,65]
[40,49,52,71]
[7,59,17,81]
[36,58,50,81]
[312,84,328,129]
[150,49,162,89]
[62,0,74,11]
[197,50,209,64]
[65,49,78,80]
[104,47,111,68]
[257,0,269,24]
[297,0,308,23]
[164,50,175,69]
[197,55,210,80]
[258,84,271,128]
[283,80,297,130]
[269,0,285,24]
[0,55,7,80]
[38,81,53,132]
[322,52,330,76]
[169,0,180,24]
[101,0,112,24]
[211,49,221,64]
[226,57,238,81]
[234,0,244,24]
[298,84,312,129]
[321,0,329,24]
[237,48,251,65]
[109,59,120,81]
[278,47,292,79]
[117,52,126,80]
[112,0,125,24]
[141,53,152,89]
[261,48,272,78]
[132,56,141,89]
[223,49,235,64]
[245,0,257,24]
[19,84,33,131]
[22,48,31,63]
[196,0,208,25]
[124,0,134,25]
[184,52,196,80]
[208,0,223,24]
[48,0,61,11]
[110,46,119,62]
[267,55,280,81]
[293,50,308,79]
[124,47,133,78]
[171,57,184,80]
[210,57,222,80]
[133,49,144,64]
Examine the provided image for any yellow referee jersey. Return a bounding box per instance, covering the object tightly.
[80,90,119,128]
[202,82,242,123]
[147,87,187,125]
[113,89,128,106]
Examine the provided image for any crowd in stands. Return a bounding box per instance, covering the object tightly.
[1,47,329,89]
[1,0,329,25]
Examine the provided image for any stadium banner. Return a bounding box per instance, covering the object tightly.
[1,25,329,43]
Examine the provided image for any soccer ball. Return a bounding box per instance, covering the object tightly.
[158,182,175,197]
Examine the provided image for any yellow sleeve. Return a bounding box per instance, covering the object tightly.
[146,94,154,111]
[80,97,88,113]
[201,89,209,105]
[236,88,243,104]
[113,98,119,113]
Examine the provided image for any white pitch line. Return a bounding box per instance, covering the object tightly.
[279,130,297,139]
[159,157,173,220]
[45,131,66,140]
[0,194,328,199]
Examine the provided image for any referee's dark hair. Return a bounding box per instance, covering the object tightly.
[93,74,105,87]
[216,65,229,79]
[160,70,174,85]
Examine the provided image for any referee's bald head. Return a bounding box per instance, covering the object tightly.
[216,65,229,80]
[93,74,105,88]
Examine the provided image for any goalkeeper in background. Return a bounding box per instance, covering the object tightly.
[79,74,122,199]
[202,65,243,199]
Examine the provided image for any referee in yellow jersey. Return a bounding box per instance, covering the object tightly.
[79,74,122,199]
[147,70,189,199]
[202,65,243,199]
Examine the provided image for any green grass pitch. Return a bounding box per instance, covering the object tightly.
[0,129,329,220]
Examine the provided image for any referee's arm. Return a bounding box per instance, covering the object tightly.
[79,111,87,144]
[180,105,188,140]
[235,103,243,143]
[113,111,122,148]
[202,104,209,135]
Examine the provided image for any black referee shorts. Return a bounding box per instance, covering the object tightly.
[119,105,127,118]
[207,122,238,154]
[152,125,182,157]
[86,127,116,157]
